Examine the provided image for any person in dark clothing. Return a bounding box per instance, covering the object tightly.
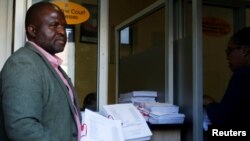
[203,27,250,131]
[82,92,97,111]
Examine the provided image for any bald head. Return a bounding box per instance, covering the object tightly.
[25,1,67,55]
[25,2,64,37]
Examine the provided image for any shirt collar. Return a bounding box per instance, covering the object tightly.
[28,41,63,68]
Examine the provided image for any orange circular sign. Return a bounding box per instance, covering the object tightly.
[203,17,231,37]
[52,1,90,25]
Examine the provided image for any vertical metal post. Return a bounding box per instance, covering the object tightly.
[192,0,203,140]
[98,0,109,108]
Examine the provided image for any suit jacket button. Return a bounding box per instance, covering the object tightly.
[73,132,77,137]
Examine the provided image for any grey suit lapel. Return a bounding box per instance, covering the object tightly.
[25,42,77,118]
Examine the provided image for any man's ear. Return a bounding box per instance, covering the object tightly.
[27,25,36,37]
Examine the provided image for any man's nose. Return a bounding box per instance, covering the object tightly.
[57,26,66,35]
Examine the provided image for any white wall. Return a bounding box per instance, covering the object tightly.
[0,0,13,69]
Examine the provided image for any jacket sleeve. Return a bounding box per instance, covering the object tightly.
[1,53,59,141]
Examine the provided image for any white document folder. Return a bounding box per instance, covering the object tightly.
[100,103,152,141]
[81,109,125,141]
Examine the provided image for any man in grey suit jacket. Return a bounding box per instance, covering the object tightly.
[0,2,81,141]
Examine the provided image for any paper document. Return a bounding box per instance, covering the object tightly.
[82,109,125,141]
[144,102,179,113]
[149,112,185,124]
[100,103,152,141]
[119,91,157,98]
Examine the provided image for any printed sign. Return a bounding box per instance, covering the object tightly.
[52,1,90,25]
[203,16,231,37]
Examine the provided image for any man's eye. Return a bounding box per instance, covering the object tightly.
[50,22,59,27]
[51,24,57,27]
